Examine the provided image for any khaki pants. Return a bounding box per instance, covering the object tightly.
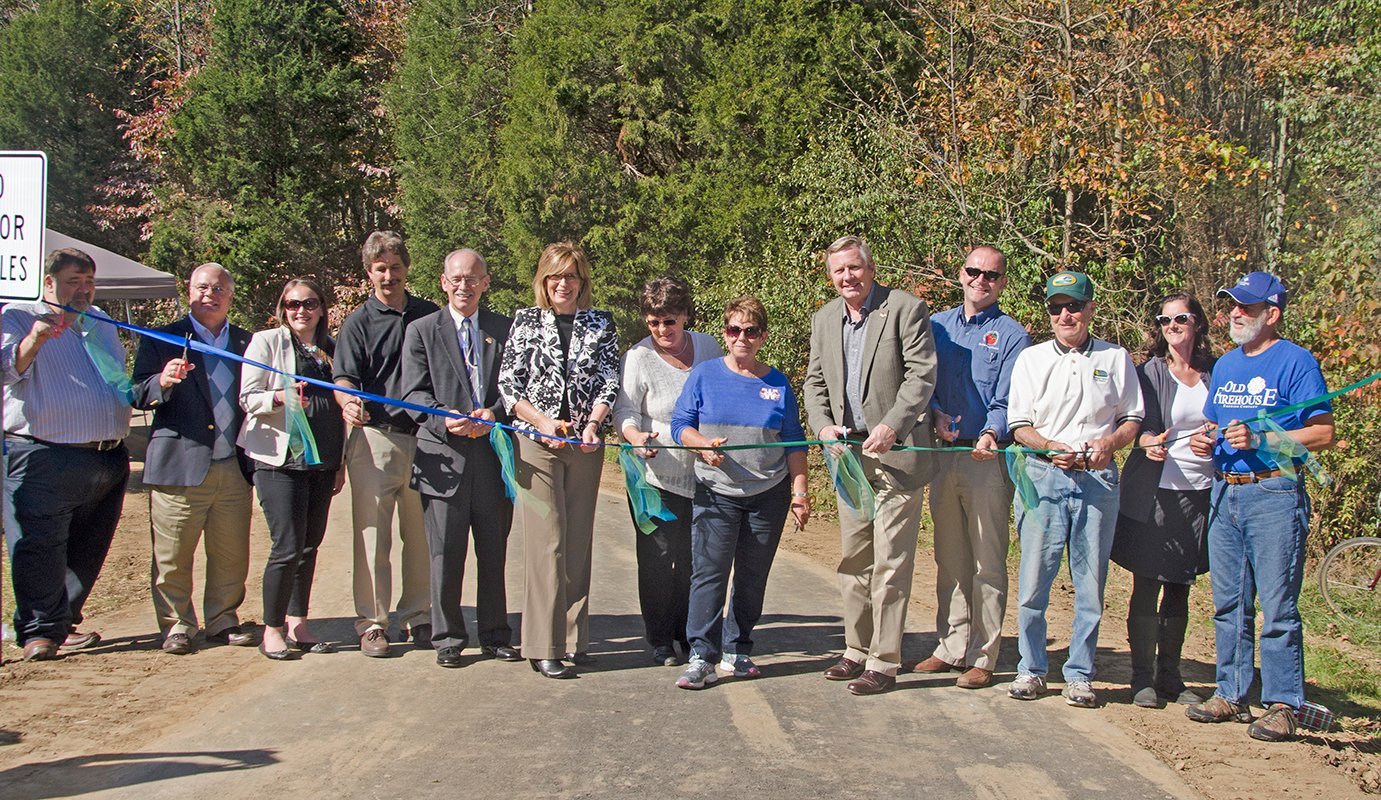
[929,454,1013,671]
[150,458,252,637]
[515,435,603,660]
[836,451,925,675]
[347,426,430,635]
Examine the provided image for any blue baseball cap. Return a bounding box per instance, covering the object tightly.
[1217,271,1287,309]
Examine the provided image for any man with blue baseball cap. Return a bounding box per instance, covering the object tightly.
[1186,270,1334,742]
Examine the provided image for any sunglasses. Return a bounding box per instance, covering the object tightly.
[1046,300,1087,316]
[1155,312,1195,327]
[284,298,321,312]
[964,266,1005,282]
[646,318,680,329]
[723,324,764,340]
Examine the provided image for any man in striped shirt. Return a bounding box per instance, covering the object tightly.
[2,248,132,661]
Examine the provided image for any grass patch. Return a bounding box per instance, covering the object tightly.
[1299,581,1381,724]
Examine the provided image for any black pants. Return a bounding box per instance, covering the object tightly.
[255,467,336,627]
[4,440,128,644]
[630,488,693,649]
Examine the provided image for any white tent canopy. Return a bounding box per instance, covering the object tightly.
[45,229,179,301]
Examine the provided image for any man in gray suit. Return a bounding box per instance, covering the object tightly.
[132,263,255,655]
[805,235,938,695]
[400,249,517,668]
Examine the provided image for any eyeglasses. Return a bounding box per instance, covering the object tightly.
[1155,312,1194,327]
[1227,300,1266,315]
[1046,300,1087,316]
[964,266,1005,282]
[284,298,321,311]
[192,283,227,296]
[723,324,764,339]
[546,273,583,285]
[646,318,680,329]
[442,275,486,289]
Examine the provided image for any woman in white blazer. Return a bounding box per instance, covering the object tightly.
[239,278,345,660]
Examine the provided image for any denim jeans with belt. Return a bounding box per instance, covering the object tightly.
[1207,474,1309,709]
[685,478,790,662]
[1014,457,1120,682]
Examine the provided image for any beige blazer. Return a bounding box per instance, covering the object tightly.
[804,282,939,490]
[238,327,336,467]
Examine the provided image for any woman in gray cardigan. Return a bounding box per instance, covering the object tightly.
[1112,292,1215,708]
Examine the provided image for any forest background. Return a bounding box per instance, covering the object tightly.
[1,0,1378,552]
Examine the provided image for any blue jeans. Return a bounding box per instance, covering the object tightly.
[685,478,789,662]
[4,439,129,644]
[1014,457,1119,682]
[1207,475,1309,709]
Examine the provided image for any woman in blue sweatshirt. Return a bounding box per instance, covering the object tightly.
[670,296,811,689]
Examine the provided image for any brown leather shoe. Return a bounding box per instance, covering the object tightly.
[823,656,865,681]
[61,630,101,650]
[847,670,896,695]
[161,632,194,655]
[207,626,256,647]
[956,666,993,689]
[22,638,58,661]
[912,655,962,673]
[360,628,390,658]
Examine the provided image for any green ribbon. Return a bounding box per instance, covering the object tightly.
[489,426,551,517]
[822,444,877,521]
[75,313,134,404]
[618,446,678,534]
[281,372,321,466]
[1004,444,1041,511]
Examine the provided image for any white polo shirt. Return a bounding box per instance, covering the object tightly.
[1008,336,1143,447]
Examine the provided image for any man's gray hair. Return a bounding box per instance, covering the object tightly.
[825,235,874,267]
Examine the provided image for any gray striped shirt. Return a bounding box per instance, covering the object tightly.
[2,301,132,443]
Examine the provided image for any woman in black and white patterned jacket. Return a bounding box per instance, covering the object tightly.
[498,241,620,679]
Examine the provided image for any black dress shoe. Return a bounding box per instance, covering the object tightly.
[288,639,337,654]
[258,642,299,661]
[652,646,680,667]
[565,651,597,666]
[208,626,256,647]
[482,644,522,662]
[530,658,575,679]
[436,646,464,668]
[409,624,434,650]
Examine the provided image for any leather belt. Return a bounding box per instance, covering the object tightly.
[6,433,124,451]
[1216,468,1285,485]
[369,422,415,435]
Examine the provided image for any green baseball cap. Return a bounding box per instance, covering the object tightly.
[1045,271,1094,301]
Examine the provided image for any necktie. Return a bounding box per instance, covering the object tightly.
[460,318,483,407]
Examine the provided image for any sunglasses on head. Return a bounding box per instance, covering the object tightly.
[723,324,764,340]
[964,266,1005,282]
[1155,312,1194,327]
[1046,300,1087,316]
[284,298,321,311]
[646,318,680,329]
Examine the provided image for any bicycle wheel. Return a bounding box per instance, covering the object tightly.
[1318,536,1381,623]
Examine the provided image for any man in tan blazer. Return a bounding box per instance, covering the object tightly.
[804,235,938,695]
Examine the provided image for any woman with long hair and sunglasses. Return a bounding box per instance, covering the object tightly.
[1112,292,1216,706]
[669,296,811,689]
[498,241,620,679]
[614,277,723,667]
[239,279,346,660]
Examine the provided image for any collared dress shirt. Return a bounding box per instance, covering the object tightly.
[930,304,1031,440]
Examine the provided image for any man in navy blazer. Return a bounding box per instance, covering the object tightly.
[132,263,256,655]
[400,249,517,668]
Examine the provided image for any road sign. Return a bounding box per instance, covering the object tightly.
[0,151,46,302]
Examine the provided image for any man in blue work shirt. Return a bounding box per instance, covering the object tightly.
[916,245,1030,689]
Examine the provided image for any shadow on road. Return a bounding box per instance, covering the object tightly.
[3,749,278,799]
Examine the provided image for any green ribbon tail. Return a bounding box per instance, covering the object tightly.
[281,373,321,465]
[1255,414,1331,486]
[489,426,551,517]
[77,313,135,404]
[618,446,677,534]
[822,444,877,521]
[1005,444,1040,511]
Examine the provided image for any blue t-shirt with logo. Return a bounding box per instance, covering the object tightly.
[1204,339,1330,473]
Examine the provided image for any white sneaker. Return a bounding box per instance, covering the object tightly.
[1008,673,1047,700]
[676,656,719,690]
[1062,679,1098,708]
[716,654,761,679]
